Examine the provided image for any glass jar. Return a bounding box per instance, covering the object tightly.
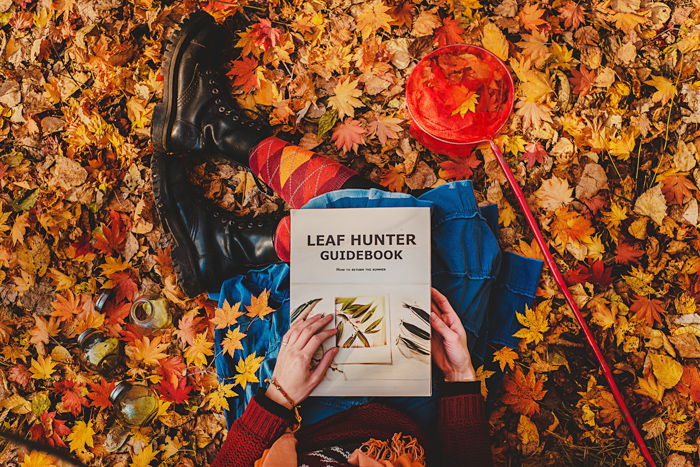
[130,296,172,331]
[77,328,123,375]
[109,382,159,427]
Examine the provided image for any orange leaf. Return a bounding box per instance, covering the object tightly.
[630,295,666,326]
[379,165,406,192]
[50,290,81,323]
[389,3,414,28]
[54,380,88,416]
[210,300,245,330]
[29,315,60,355]
[331,118,366,153]
[246,289,275,320]
[438,152,481,180]
[661,174,696,205]
[87,378,115,409]
[126,335,169,366]
[569,65,596,97]
[434,17,464,47]
[174,311,205,346]
[614,242,644,265]
[676,366,700,403]
[551,208,594,245]
[228,57,260,93]
[558,1,585,29]
[92,210,128,255]
[518,3,547,31]
[502,367,547,416]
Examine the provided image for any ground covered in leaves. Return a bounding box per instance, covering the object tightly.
[1,0,699,465]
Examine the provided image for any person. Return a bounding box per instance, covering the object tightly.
[150,11,543,466]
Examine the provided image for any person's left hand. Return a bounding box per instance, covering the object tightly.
[430,288,477,382]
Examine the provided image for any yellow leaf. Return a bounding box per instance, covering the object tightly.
[499,202,516,227]
[210,300,244,330]
[493,346,519,371]
[30,355,57,380]
[21,451,57,467]
[48,268,75,291]
[0,394,31,414]
[327,77,363,120]
[67,421,95,454]
[450,91,479,117]
[649,353,683,389]
[635,373,664,402]
[517,415,540,454]
[644,75,677,106]
[130,445,159,467]
[126,335,169,366]
[246,289,275,320]
[221,326,247,357]
[234,352,265,389]
[11,212,29,245]
[99,256,131,276]
[356,0,393,40]
[205,382,237,412]
[513,302,551,345]
[184,332,213,368]
[481,22,508,61]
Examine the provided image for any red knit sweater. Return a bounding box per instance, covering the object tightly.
[212,383,492,467]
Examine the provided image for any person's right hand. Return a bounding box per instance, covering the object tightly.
[266,314,339,409]
[430,288,477,382]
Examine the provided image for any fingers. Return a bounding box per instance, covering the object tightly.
[286,314,326,346]
[294,314,333,347]
[302,328,337,355]
[431,288,463,332]
[431,311,455,341]
[310,346,339,383]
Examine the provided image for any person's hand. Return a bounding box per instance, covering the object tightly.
[430,288,477,382]
[266,314,339,409]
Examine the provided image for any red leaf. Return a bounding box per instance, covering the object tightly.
[93,210,128,254]
[434,17,464,47]
[108,271,138,302]
[630,295,667,326]
[569,65,596,97]
[558,1,585,29]
[54,380,89,416]
[8,364,32,387]
[29,411,71,448]
[661,174,696,205]
[331,118,366,153]
[71,233,94,256]
[227,57,260,93]
[615,242,644,265]
[104,299,132,335]
[249,18,281,51]
[565,259,612,287]
[87,378,115,409]
[155,377,193,404]
[438,151,481,180]
[522,142,547,167]
[677,366,700,403]
[157,356,187,386]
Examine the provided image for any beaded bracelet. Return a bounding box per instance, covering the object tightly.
[265,378,302,432]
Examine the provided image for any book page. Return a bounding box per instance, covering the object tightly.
[290,207,431,397]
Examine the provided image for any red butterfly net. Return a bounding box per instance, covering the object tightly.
[406,44,655,467]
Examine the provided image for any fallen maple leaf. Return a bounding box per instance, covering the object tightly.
[205,382,237,412]
[30,355,57,380]
[493,346,519,371]
[388,3,414,28]
[221,326,247,357]
[228,57,260,93]
[515,99,553,130]
[92,210,127,255]
[630,295,666,327]
[103,270,138,302]
[661,173,696,205]
[615,242,644,264]
[29,316,60,355]
[130,445,159,467]
[174,311,205,346]
[379,164,406,192]
[155,377,193,404]
[569,65,596,97]
[676,366,700,403]
[234,352,264,389]
[551,208,594,245]
[438,152,481,180]
[644,75,677,105]
[451,91,479,117]
[558,1,585,29]
[210,300,245,330]
[331,118,366,153]
[184,332,213,367]
[157,356,187,386]
[518,3,547,32]
[29,411,71,448]
[535,176,573,211]
[246,289,275,319]
[249,18,281,51]
[367,115,403,144]
[87,378,115,409]
[50,290,81,322]
[54,380,89,416]
[522,141,547,167]
[355,0,393,40]
[126,335,169,366]
[502,367,547,416]
[327,77,363,120]
[513,303,551,344]
[66,420,95,454]
[565,260,613,287]
[435,17,464,47]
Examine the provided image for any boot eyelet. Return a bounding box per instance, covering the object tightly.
[232,115,240,122]
[236,223,244,230]
[257,221,264,227]
[247,222,254,229]
[209,79,216,85]
[218,107,226,113]
[212,88,219,94]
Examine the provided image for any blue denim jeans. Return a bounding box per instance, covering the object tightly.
[212,181,543,428]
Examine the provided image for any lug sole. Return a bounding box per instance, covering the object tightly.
[151,153,206,297]
[151,11,215,153]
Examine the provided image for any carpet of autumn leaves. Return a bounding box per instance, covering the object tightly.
[1,0,700,465]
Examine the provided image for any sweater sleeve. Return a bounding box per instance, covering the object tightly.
[438,381,492,467]
[211,390,292,467]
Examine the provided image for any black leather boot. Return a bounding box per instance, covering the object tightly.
[150,11,271,167]
[151,152,281,297]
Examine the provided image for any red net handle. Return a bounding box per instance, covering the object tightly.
[489,141,656,467]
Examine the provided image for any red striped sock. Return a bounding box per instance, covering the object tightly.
[249,137,356,209]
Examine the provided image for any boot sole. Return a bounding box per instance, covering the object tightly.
[151,153,205,297]
[151,11,216,153]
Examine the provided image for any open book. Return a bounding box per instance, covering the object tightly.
[290,207,431,397]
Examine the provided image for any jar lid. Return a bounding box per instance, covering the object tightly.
[109,381,132,403]
[95,289,113,313]
[77,328,100,347]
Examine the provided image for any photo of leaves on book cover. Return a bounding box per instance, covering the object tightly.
[335,297,386,348]
[397,303,430,360]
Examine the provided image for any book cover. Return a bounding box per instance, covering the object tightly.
[290,207,432,397]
